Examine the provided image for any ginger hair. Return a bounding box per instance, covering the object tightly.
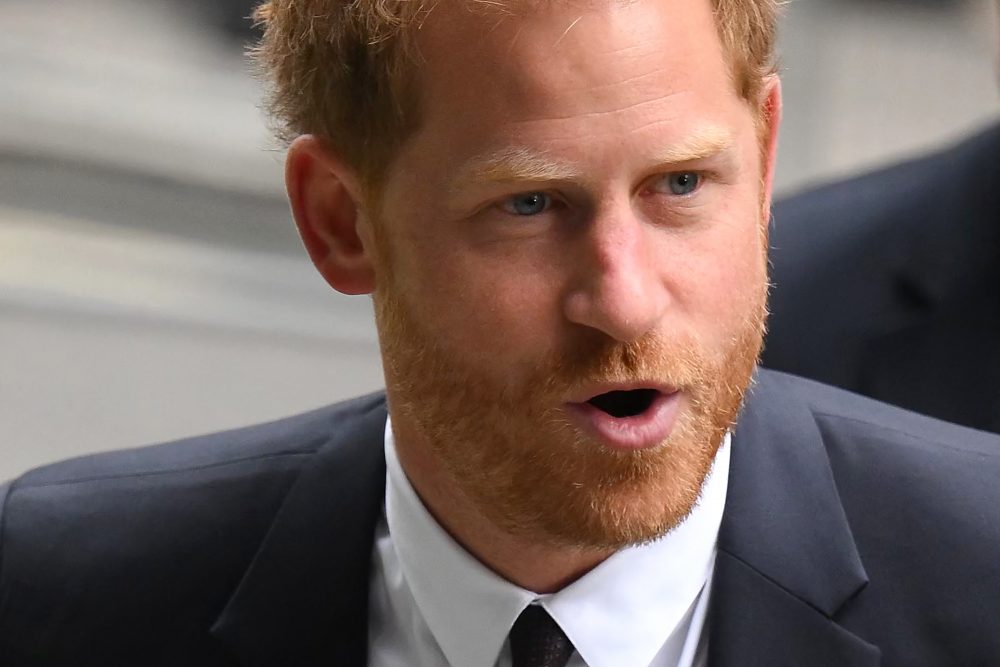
[252,0,780,188]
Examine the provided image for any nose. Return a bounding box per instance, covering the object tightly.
[562,204,670,343]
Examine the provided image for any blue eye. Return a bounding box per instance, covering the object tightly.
[503,192,551,216]
[666,172,700,195]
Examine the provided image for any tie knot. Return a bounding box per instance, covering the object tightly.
[509,604,575,667]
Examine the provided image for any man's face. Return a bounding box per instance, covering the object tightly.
[371,0,777,549]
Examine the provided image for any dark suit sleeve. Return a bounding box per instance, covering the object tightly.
[0,480,10,571]
[0,480,12,645]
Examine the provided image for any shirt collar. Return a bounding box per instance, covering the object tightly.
[384,417,730,667]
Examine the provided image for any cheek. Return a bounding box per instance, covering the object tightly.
[395,234,565,367]
[667,209,768,340]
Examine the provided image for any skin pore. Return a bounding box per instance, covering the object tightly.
[287,0,781,593]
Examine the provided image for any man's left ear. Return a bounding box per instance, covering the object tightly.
[285,135,376,295]
[759,75,783,212]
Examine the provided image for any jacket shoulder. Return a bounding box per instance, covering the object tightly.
[13,392,385,488]
[762,374,1000,564]
[0,392,386,664]
[1,391,388,561]
[759,371,1000,660]
[762,370,1000,458]
[795,370,1000,533]
[748,371,1000,662]
[755,371,1000,527]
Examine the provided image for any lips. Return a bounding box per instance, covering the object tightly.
[565,385,681,451]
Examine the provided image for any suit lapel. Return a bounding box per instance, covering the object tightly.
[211,395,389,667]
[708,371,881,666]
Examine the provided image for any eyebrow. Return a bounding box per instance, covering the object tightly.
[647,127,737,166]
[451,147,584,190]
[451,127,737,192]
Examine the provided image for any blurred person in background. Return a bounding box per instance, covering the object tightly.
[763,5,1000,434]
[1,1,1000,666]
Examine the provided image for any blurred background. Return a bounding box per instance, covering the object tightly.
[2,0,998,479]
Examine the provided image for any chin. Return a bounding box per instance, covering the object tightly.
[534,439,723,549]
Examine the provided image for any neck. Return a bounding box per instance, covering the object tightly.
[391,420,615,594]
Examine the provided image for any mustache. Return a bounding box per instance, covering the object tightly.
[520,331,710,400]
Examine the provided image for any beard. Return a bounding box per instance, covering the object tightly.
[372,233,766,551]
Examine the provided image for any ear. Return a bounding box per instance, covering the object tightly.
[758,75,783,216]
[285,135,376,295]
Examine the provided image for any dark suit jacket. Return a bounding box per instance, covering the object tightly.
[1,371,999,666]
[763,122,1000,433]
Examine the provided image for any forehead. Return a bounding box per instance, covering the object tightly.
[384,0,752,193]
[413,0,734,120]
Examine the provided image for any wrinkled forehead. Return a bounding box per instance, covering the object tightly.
[372,0,760,207]
[410,0,731,119]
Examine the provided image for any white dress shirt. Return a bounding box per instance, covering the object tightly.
[368,418,730,667]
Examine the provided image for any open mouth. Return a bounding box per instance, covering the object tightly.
[568,386,680,450]
[586,388,660,418]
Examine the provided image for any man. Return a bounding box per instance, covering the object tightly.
[763,121,1000,433]
[1,1,998,666]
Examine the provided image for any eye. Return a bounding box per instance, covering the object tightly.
[501,192,552,216]
[664,172,701,196]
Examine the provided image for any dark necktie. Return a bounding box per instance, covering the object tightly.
[509,604,576,667]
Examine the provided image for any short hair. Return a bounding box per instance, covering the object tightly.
[252,0,780,188]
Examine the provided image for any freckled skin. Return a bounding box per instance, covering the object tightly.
[362,0,781,591]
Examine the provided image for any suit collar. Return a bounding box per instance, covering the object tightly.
[708,370,881,666]
[211,394,388,667]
